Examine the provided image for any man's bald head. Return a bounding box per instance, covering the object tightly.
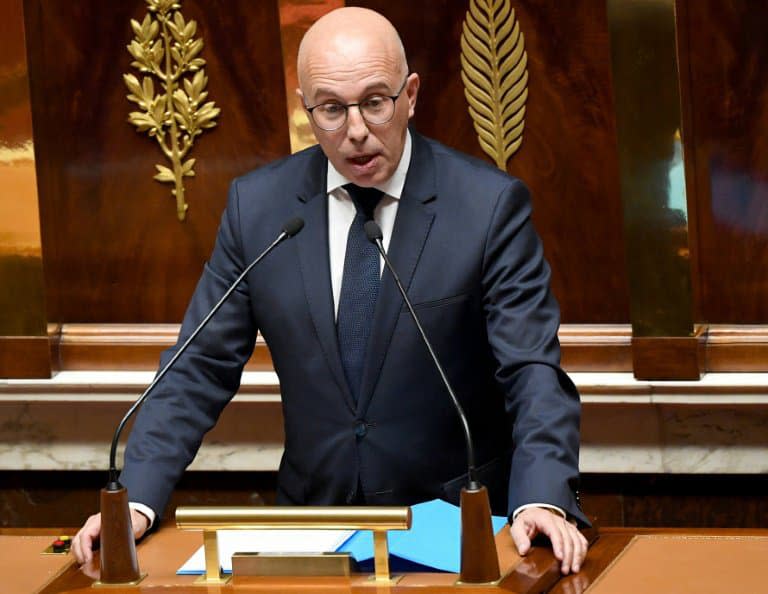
[297,7,408,96]
[295,7,419,187]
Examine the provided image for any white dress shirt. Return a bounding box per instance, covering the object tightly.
[326,131,411,316]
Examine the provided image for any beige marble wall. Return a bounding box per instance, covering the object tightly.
[2,371,768,473]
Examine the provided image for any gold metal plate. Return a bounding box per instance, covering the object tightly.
[92,573,147,588]
[232,551,353,577]
[192,573,232,585]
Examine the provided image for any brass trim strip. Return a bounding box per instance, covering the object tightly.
[176,505,411,530]
[607,0,695,341]
[0,0,48,348]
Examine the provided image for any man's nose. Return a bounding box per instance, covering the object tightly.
[345,105,369,142]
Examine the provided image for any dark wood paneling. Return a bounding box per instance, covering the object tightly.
[26,1,630,327]
[682,1,768,323]
[631,326,706,380]
[580,474,768,529]
[25,0,290,323]
[5,471,768,530]
[0,471,276,528]
[355,0,630,324]
[0,336,50,378]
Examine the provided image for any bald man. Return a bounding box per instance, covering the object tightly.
[73,7,588,574]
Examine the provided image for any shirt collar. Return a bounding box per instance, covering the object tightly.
[326,130,412,199]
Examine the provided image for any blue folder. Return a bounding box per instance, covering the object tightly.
[338,498,508,573]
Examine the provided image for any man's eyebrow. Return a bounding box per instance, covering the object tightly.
[312,81,394,102]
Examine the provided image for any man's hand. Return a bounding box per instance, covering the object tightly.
[510,507,587,574]
[71,509,150,565]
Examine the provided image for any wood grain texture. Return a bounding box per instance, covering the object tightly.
[631,326,706,380]
[680,0,768,323]
[0,336,51,378]
[352,0,630,324]
[46,323,632,371]
[24,0,290,324]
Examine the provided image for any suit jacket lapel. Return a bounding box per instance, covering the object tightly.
[294,148,356,412]
[357,132,437,414]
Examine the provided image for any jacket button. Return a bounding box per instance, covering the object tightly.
[355,422,367,438]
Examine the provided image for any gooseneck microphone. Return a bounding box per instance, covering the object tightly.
[364,220,500,584]
[99,217,304,585]
[363,221,478,487]
[107,216,304,482]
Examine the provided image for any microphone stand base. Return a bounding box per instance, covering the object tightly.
[98,483,143,584]
[92,574,147,588]
[458,484,502,584]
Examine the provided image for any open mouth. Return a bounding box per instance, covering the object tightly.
[349,154,376,166]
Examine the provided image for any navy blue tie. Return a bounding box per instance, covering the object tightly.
[337,184,384,403]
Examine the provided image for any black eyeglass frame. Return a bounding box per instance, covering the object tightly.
[304,76,410,131]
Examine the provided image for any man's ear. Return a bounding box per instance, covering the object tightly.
[406,73,420,118]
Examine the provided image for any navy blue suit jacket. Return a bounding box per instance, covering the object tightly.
[121,131,588,526]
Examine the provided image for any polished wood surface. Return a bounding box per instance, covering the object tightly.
[358,0,629,324]
[631,326,706,380]
[0,336,51,378]
[0,534,74,594]
[0,0,50,378]
[46,323,633,372]
[5,526,767,593]
[45,321,768,373]
[706,325,768,371]
[554,528,768,594]
[23,0,630,328]
[29,525,564,593]
[24,0,290,324]
[10,0,768,379]
[584,533,768,594]
[679,0,768,323]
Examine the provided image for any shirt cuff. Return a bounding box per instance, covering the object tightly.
[128,502,156,529]
[512,503,566,521]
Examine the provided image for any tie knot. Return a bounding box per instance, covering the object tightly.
[344,184,383,220]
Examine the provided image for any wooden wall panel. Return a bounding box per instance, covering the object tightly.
[354,0,630,323]
[4,471,768,529]
[682,1,768,323]
[24,0,629,327]
[25,0,290,323]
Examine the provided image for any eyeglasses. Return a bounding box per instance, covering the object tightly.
[304,77,409,131]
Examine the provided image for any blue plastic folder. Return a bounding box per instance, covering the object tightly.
[338,499,508,573]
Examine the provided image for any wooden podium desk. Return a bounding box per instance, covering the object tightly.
[3,526,767,593]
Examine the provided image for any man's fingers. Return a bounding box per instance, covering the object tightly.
[130,509,150,539]
[72,510,149,566]
[573,528,589,572]
[511,508,589,575]
[557,521,573,574]
[509,516,535,556]
[559,521,587,574]
[72,513,101,565]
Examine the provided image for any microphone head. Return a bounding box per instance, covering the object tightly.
[282,217,305,237]
[364,220,383,242]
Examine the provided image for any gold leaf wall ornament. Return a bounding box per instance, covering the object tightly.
[124,0,220,221]
[461,0,528,170]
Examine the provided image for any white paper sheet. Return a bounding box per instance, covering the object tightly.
[177,529,356,574]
